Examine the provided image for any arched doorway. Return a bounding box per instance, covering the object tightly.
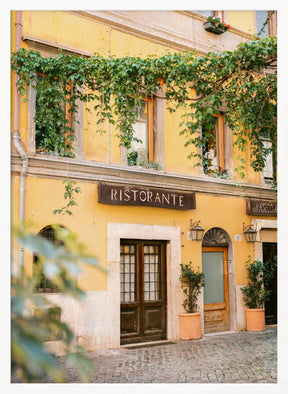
[202,228,230,333]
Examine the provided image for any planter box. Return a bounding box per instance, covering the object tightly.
[179,312,201,340]
[246,308,265,332]
[204,21,226,35]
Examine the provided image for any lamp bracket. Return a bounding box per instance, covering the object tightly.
[190,219,201,230]
[242,222,255,233]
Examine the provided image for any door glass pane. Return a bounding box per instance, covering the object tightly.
[120,244,137,302]
[202,251,224,303]
[144,244,161,301]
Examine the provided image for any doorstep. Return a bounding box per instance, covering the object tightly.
[121,340,175,349]
[204,330,237,337]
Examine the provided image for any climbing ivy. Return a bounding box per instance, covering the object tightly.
[11,35,277,179]
[53,180,81,216]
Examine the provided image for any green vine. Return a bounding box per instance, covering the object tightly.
[53,180,81,216]
[11,36,277,178]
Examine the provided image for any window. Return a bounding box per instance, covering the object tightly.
[261,133,276,183]
[34,74,74,157]
[256,11,269,37]
[202,114,226,175]
[127,97,154,166]
[26,41,83,159]
[196,11,225,20]
[256,11,277,37]
[196,10,214,17]
[33,225,65,293]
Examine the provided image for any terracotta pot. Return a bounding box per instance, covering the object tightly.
[246,308,265,332]
[179,312,201,340]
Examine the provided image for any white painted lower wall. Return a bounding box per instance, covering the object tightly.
[235,285,247,331]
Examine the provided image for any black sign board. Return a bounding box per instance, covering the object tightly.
[98,183,196,210]
[246,199,277,217]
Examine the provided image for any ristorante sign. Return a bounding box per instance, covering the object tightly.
[98,183,196,210]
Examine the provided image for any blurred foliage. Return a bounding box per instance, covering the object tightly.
[11,224,105,382]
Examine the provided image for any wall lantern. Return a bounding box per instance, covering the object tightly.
[242,223,257,243]
[190,219,205,241]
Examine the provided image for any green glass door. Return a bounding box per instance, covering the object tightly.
[202,247,229,333]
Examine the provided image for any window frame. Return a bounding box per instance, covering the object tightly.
[26,45,83,159]
[125,96,155,166]
[196,10,225,22]
[255,11,277,38]
[34,73,74,155]
[202,113,225,175]
[260,134,277,184]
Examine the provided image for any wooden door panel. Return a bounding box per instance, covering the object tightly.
[120,307,140,335]
[120,240,166,345]
[143,305,165,333]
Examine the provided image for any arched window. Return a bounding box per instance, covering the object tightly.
[33,225,66,293]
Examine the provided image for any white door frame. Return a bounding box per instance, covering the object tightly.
[107,223,182,346]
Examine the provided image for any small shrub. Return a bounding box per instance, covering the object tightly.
[241,258,274,309]
[179,262,205,313]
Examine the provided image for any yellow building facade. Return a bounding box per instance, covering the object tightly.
[11,10,277,350]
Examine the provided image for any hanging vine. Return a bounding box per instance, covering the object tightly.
[11,36,277,179]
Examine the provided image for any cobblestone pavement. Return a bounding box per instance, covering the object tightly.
[57,327,277,384]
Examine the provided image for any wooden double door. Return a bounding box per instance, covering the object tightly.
[202,247,230,333]
[120,240,167,345]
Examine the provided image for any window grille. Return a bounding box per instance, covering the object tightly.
[120,244,137,302]
[33,225,64,293]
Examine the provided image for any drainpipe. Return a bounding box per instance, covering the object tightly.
[12,10,28,280]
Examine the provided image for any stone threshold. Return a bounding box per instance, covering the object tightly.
[121,340,175,349]
[204,330,237,337]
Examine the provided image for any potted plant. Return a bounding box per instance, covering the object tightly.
[241,258,274,332]
[179,262,205,340]
[204,16,230,35]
